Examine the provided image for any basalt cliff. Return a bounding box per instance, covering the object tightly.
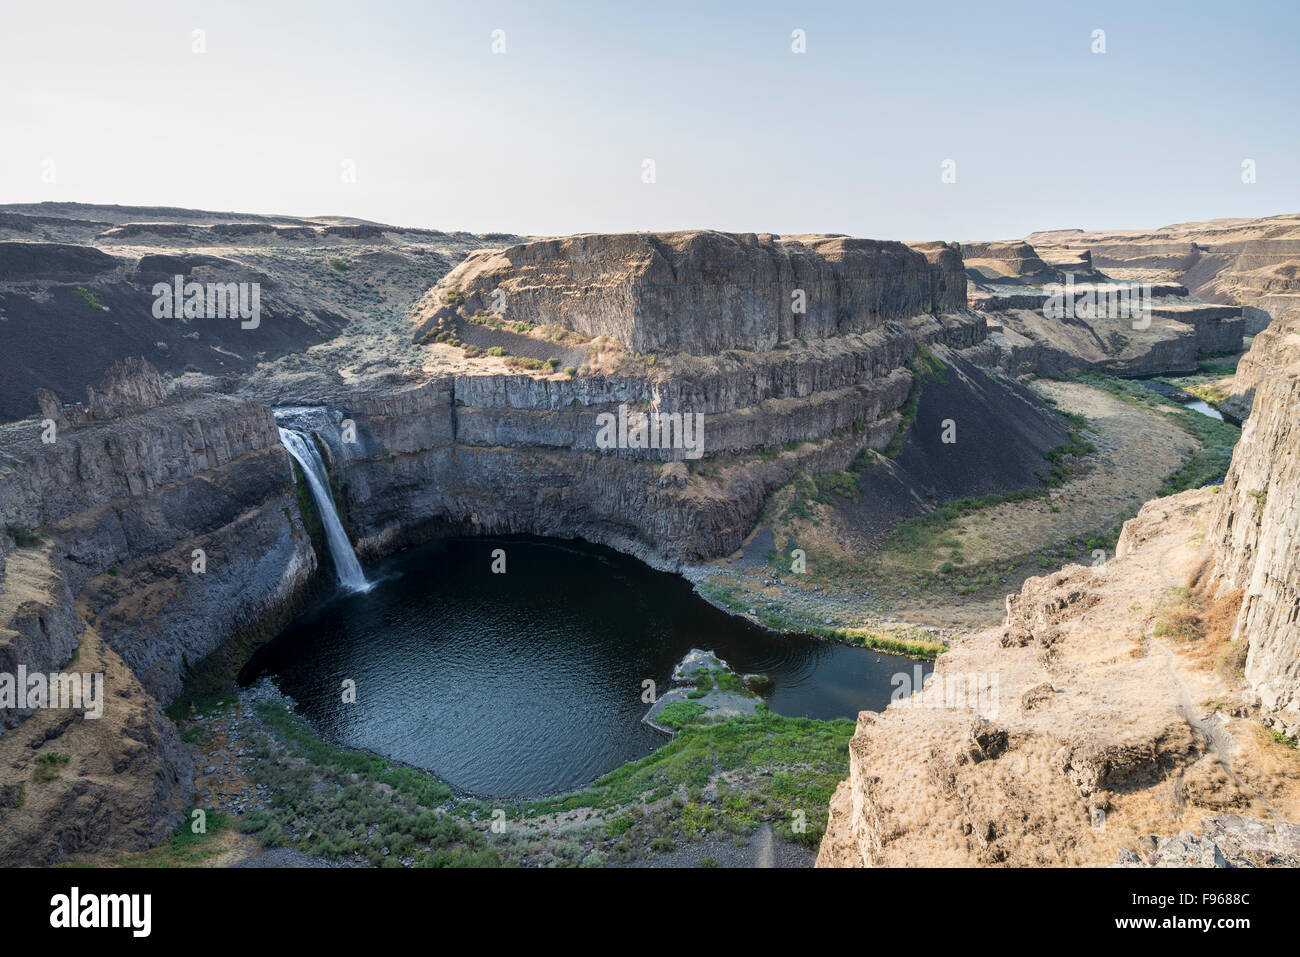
[817,316,1300,868]
[0,205,1285,866]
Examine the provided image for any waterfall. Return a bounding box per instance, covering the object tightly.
[278,427,370,592]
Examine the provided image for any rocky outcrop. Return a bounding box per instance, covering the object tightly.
[963,235,1244,377]
[1221,308,1300,420]
[0,360,317,862]
[961,241,1060,284]
[819,315,1300,864]
[818,487,1300,867]
[0,203,517,423]
[1209,326,1300,737]
[0,241,118,281]
[1027,215,1300,337]
[413,231,965,355]
[1115,815,1300,867]
[325,312,986,570]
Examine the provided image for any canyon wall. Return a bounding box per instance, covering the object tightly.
[0,360,317,862]
[818,302,1300,867]
[336,313,984,570]
[1210,326,1300,737]
[1027,215,1300,335]
[412,231,966,354]
[962,231,1246,377]
[0,228,987,861]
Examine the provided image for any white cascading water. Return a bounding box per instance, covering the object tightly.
[278,427,370,592]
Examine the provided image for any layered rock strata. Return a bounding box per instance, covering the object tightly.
[1209,330,1300,737]
[0,360,316,861]
[818,317,1300,867]
[412,231,966,354]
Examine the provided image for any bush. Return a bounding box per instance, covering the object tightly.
[5,523,42,548]
[72,286,103,310]
[33,752,71,782]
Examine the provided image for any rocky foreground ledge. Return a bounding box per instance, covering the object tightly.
[818,328,1300,867]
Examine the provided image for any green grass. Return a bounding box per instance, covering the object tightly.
[697,580,945,660]
[813,624,946,660]
[529,709,856,849]
[112,810,235,867]
[911,343,948,384]
[1267,730,1299,750]
[1078,373,1240,495]
[256,701,453,808]
[33,752,71,783]
[656,701,708,729]
[180,690,853,866]
[72,286,103,310]
[231,702,498,867]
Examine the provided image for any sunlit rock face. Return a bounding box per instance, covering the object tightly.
[413,230,966,355]
[1210,328,1300,737]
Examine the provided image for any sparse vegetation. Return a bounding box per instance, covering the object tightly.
[72,286,103,310]
[4,522,42,548]
[1153,587,1203,642]
[1079,373,1239,495]
[33,752,71,783]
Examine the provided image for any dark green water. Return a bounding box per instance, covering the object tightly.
[241,536,922,799]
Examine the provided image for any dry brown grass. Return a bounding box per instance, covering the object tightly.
[579,335,627,375]
[1153,587,1204,642]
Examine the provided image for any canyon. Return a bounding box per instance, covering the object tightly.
[0,203,1295,867]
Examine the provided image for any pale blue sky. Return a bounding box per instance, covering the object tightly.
[1,0,1296,239]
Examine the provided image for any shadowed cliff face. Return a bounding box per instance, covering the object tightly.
[0,359,316,863]
[0,223,988,862]
[3,211,1289,868]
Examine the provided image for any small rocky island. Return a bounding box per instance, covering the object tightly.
[643,649,772,732]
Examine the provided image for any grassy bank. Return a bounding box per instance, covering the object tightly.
[178,690,855,868]
[697,578,946,659]
[1079,373,1240,494]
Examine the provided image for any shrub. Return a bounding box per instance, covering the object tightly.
[5,523,42,548]
[72,286,103,310]
[1154,587,1203,642]
[33,752,71,783]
